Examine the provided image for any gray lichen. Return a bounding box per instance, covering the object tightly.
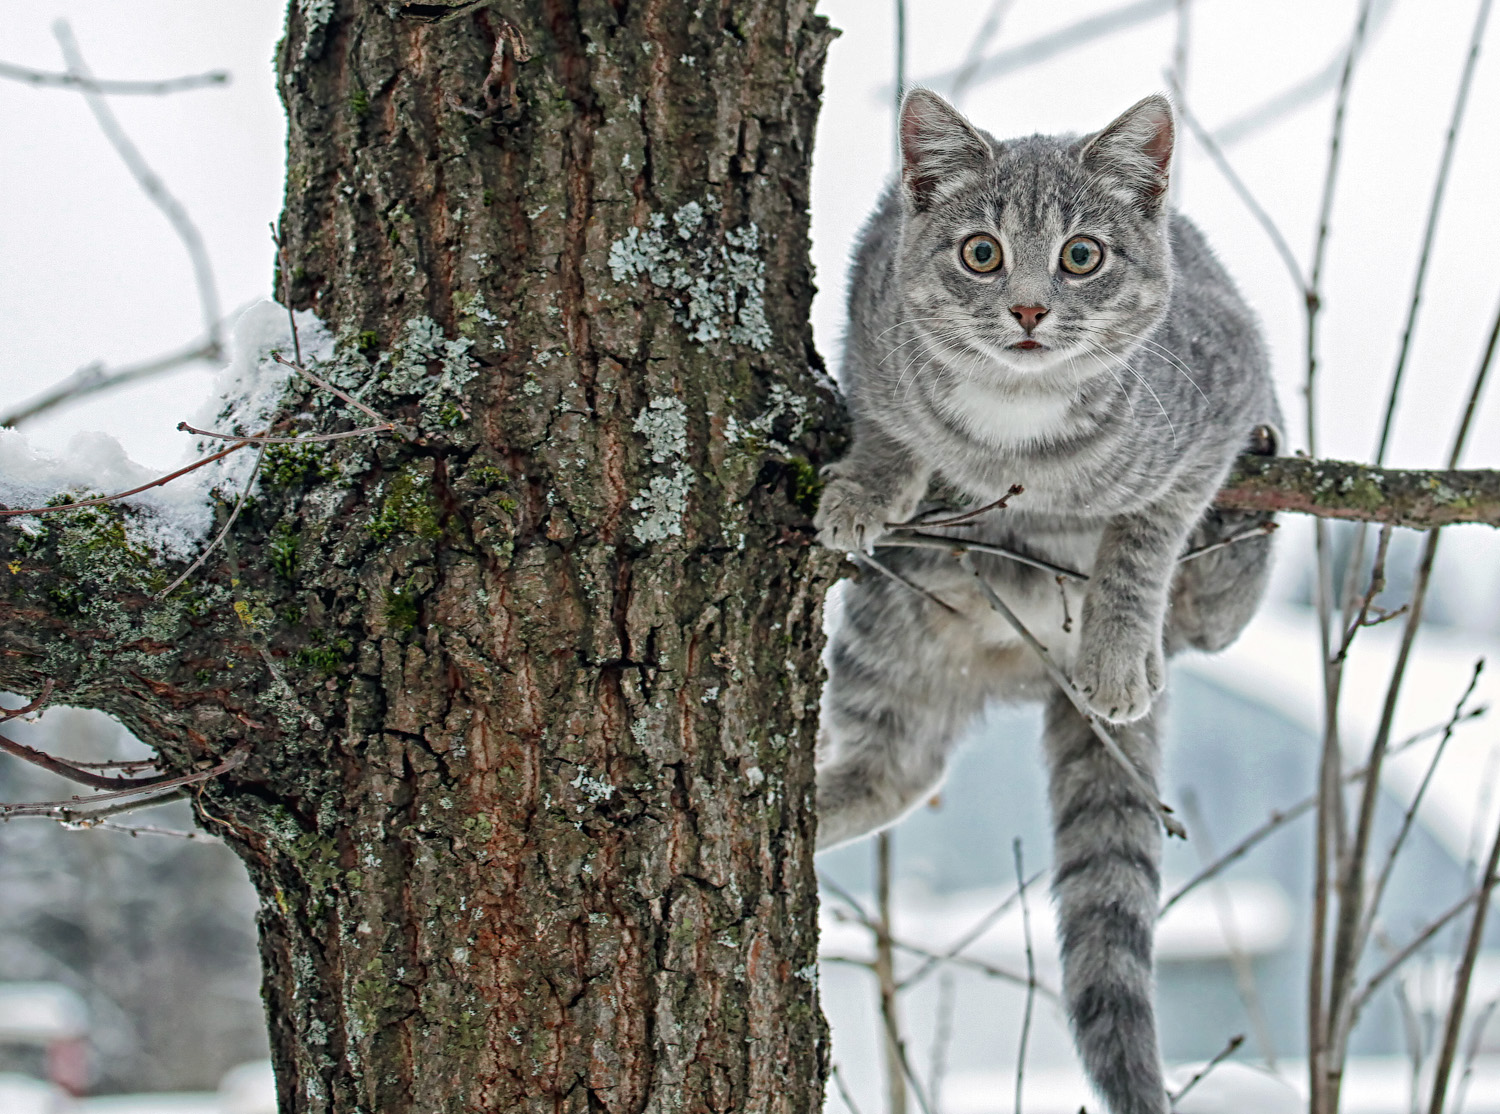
[630,398,694,543]
[608,201,773,351]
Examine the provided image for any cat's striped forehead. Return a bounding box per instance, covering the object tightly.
[933,133,1149,240]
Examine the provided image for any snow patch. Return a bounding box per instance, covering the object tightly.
[0,300,332,559]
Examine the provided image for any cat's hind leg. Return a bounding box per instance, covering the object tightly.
[815,575,991,851]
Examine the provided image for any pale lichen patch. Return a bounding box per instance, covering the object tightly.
[607,201,773,351]
[630,397,695,543]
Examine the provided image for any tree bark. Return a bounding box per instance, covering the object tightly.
[1,2,842,1111]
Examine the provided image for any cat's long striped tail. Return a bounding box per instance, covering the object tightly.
[1043,689,1169,1114]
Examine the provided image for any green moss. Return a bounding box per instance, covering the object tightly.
[482,188,495,206]
[467,465,507,488]
[384,584,419,633]
[263,441,336,488]
[368,466,442,543]
[356,330,380,354]
[269,519,300,580]
[438,402,464,429]
[786,457,823,517]
[296,630,353,674]
[349,88,370,115]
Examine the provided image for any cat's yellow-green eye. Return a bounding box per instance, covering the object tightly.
[960,234,1003,274]
[1060,235,1104,275]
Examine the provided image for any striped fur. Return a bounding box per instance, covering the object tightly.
[813,90,1280,1114]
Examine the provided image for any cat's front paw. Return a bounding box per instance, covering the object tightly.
[815,476,892,554]
[1074,635,1165,724]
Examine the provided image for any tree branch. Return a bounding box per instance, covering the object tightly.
[1216,455,1500,529]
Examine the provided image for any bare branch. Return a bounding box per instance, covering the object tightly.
[855,551,959,615]
[1159,705,1487,917]
[1216,455,1500,530]
[1430,797,1500,1114]
[0,729,180,792]
[64,819,216,841]
[957,549,1185,839]
[155,442,269,599]
[1351,660,1485,987]
[0,58,229,95]
[0,438,252,518]
[950,0,1017,103]
[54,21,223,355]
[1,335,223,429]
[1373,0,1494,466]
[0,746,248,821]
[897,867,1047,991]
[1171,87,1307,295]
[177,421,396,445]
[1013,838,1036,1114]
[1169,1034,1245,1108]
[1349,886,1490,1022]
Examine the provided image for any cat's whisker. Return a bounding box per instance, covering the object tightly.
[1072,319,1211,404]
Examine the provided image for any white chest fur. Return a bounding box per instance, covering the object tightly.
[938,379,1079,447]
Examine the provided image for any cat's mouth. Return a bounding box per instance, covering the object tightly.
[1011,339,1045,351]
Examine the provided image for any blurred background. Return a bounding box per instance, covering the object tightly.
[2,1,1500,1111]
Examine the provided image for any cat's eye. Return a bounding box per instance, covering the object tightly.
[1060,235,1104,275]
[960,234,1003,274]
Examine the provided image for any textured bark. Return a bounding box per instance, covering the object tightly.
[1218,453,1500,529]
[0,2,842,1111]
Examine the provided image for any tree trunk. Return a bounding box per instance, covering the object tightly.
[0,2,843,1110]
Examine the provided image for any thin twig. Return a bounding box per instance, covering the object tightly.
[1373,0,1494,466]
[879,533,1088,582]
[1335,524,1395,661]
[1,335,224,429]
[0,59,229,94]
[1349,886,1491,1021]
[0,439,251,518]
[1429,808,1500,1114]
[156,441,269,599]
[1181,791,1277,1068]
[831,1064,867,1114]
[875,831,911,1114]
[271,352,404,432]
[928,972,956,1114]
[1169,1034,1245,1107]
[64,819,215,841]
[897,868,1046,991]
[177,421,395,445]
[1159,707,1487,917]
[54,21,222,355]
[1451,996,1499,1114]
[896,485,1023,529]
[855,551,959,615]
[1171,88,1306,294]
[957,550,1185,839]
[1351,661,1485,989]
[1013,839,1036,1114]
[0,731,180,792]
[1393,980,1423,1114]
[270,223,303,366]
[0,746,247,820]
[950,0,1016,103]
[1177,522,1278,565]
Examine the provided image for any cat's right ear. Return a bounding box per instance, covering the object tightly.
[899,89,992,212]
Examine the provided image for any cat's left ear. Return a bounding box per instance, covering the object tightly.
[1082,95,1175,210]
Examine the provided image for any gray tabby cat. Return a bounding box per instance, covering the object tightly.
[813,89,1281,1114]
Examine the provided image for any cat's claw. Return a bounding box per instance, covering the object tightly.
[1074,638,1164,725]
[814,476,890,555]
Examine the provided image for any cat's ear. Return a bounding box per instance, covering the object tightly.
[1082,95,1175,210]
[899,88,991,212]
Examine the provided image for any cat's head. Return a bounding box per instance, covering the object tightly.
[894,89,1176,389]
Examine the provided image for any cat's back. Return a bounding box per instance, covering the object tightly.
[840,183,904,398]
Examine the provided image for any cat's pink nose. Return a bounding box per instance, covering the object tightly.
[1010,304,1049,332]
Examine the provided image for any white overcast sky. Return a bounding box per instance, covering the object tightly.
[3,0,1499,620]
